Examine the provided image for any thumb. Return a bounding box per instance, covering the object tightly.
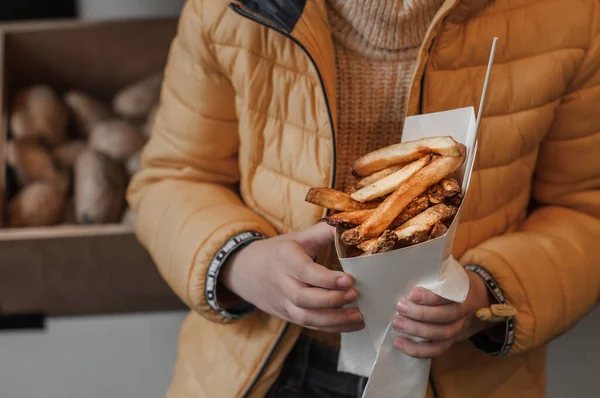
[294,222,336,259]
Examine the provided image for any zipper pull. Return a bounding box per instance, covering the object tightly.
[476,304,517,323]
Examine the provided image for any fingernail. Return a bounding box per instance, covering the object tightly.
[343,290,357,304]
[393,318,405,331]
[397,300,409,315]
[411,290,424,304]
[349,311,363,323]
[336,276,352,289]
[395,338,405,351]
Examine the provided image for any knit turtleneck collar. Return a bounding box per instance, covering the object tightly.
[326,0,444,59]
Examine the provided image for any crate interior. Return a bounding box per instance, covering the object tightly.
[0,18,177,231]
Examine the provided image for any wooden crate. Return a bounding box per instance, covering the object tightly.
[0,18,185,317]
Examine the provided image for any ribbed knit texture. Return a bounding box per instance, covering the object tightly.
[327,0,443,60]
[329,0,444,190]
[303,0,444,350]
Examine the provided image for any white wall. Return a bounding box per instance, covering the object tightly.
[0,307,598,397]
[77,0,185,20]
[547,306,600,397]
[0,312,187,398]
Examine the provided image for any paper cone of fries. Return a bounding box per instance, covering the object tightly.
[333,107,477,398]
[304,38,498,398]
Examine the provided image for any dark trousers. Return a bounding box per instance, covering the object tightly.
[267,336,368,398]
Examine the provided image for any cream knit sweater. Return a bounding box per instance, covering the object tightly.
[305,0,444,349]
[329,0,443,190]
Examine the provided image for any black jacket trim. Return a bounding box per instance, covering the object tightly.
[240,0,306,32]
[206,231,265,319]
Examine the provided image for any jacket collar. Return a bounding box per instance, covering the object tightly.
[234,0,492,34]
[236,0,307,32]
[231,0,492,121]
[231,0,340,129]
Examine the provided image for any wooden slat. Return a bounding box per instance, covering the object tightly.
[0,30,6,226]
[0,18,185,316]
[0,230,184,316]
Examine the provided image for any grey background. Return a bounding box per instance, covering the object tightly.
[77,0,186,20]
[0,1,597,397]
[0,308,599,397]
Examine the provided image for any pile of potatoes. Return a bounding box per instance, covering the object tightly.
[5,74,161,228]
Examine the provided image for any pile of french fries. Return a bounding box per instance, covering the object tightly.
[305,136,467,257]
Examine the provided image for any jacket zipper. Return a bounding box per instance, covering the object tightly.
[229,4,338,397]
[229,3,337,191]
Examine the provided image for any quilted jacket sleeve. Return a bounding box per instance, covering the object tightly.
[127,0,277,323]
[461,24,600,355]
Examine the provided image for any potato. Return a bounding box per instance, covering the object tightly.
[52,140,87,169]
[113,74,162,119]
[121,207,137,227]
[64,91,112,137]
[126,150,142,177]
[60,198,77,225]
[7,140,66,188]
[8,182,66,227]
[10,85,68,146]
[74,149,126,224]
[89,120,145,161]
[144,104,159,138]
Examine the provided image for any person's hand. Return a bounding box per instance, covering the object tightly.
[221,222,365,333]
[392,271,493,358]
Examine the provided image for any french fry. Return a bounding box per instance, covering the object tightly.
[342,151,466,245]
[361,230,399,256]
[395,204,457,246]
[388,195,430,229]
[351,136,462,177]
[358,231,426,253]
[323,195,430,229]
[428,221,448,239]
[306,188,379,212]
[427,178,461,204]
[356,165,404,187]
[441,178,461,194]
[345,185,361,194]
[445,194,463,207]
[357,204,457,252]
[350,155,432,203]
[399,230,431,247]
[322,209,374,228]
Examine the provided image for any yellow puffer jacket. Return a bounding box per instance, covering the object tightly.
[127,0,600,396]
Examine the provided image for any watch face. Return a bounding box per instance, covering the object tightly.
[0,0,76,22]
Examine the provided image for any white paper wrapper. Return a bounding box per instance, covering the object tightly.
[335,106,479,398]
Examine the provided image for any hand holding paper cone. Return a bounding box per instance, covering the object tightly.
[220,223,365,333]
[392,270,493,359]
